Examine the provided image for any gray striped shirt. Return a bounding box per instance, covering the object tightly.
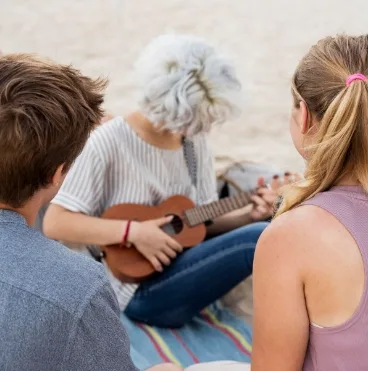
[52,117,218,309]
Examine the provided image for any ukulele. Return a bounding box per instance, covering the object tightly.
[101,188,266,283]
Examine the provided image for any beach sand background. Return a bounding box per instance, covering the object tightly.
[2,0,368,172]
[1,0,368,321]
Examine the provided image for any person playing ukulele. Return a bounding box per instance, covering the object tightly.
[44,34,277,327]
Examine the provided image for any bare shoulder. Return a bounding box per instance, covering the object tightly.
[263,204,343,244]
[256,205,344,272]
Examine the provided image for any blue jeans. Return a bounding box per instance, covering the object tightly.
[125,222,268,327]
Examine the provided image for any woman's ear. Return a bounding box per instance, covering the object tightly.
[300,101,310,134]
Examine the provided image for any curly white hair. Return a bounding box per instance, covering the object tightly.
[135,34,242,136]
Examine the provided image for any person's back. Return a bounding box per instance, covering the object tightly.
[0,210,135,370]
[0,53,181,371]
[301,186,368,370]
[250,34,368,371]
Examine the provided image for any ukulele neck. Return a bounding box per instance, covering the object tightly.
[184,191,253,227]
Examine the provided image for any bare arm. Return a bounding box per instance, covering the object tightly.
[43,204,127,246]
[43,204,182,272]
[207,208,254,236]
[251,214,310,371]
[207,184,276,236]
[207,173,299,236]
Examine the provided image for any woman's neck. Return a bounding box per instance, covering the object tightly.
[335,174,360,187]
[125,112,183,150]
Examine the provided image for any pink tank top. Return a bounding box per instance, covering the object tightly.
[302,186,368,371]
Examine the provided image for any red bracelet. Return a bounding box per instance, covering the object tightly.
[121,220,132,248]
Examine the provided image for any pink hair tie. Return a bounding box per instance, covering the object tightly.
[346,73,367,86]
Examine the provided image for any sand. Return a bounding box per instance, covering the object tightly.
[2,0,368,172]
[1,0,367,320]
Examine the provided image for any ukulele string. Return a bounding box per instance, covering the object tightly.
[164,183,275,227]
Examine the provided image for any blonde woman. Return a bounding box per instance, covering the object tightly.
[252,34,368,370]
[44,34,275,327]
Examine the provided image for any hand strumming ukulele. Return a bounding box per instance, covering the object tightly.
[101,187,269,283]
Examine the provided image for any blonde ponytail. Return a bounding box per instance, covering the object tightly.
[275,35,368,217]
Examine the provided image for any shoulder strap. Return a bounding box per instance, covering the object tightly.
[182,138,197,189]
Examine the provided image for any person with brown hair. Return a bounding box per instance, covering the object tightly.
[0,53,180,371]
[252,34,368,371]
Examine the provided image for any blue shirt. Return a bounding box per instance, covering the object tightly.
[0,210,138,371]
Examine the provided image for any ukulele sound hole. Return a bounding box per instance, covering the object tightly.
[161,214,184,236]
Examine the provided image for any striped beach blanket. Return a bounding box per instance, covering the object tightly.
[121,303,252,369]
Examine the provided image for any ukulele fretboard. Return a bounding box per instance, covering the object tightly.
[184,191,253,227]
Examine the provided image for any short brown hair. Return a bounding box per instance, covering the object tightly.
[0,53,107,207]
